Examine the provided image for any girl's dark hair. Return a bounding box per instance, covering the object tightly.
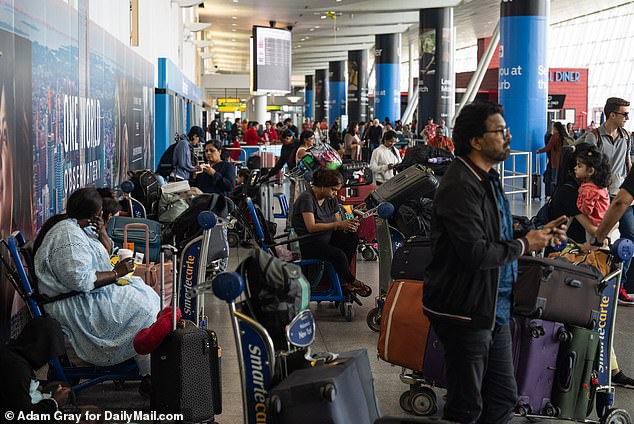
[33,188,103,255]
[346,121,358,135]
[311,168,342,188]
[553,121,567,140]
[556,142,593,189]
[575,145,611,188]
[281,129,294,139]
[300,130,314,145]
[102,197,122,221]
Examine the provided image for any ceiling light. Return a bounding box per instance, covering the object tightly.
[232,29,237,31]
[320,15,326,19]
[309,28,314,31]
[231,23,237,26]
[300,38,305,41]
[232,0,238,2]
[296,45,301,48]
[232,39,236,41]
[232,16,237,19]
[315,26,320,28]
[305,36,309,39]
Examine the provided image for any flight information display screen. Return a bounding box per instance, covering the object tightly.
[252,26,291,94]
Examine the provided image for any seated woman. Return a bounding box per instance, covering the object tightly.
[33,188,160,394]
[291,168,371,296]
[194,140,237,197]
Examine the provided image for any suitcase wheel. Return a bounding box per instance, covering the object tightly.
[366,307,381,332]
[399,391,413,413]
[600,408,632,424]
[516,404,531,417]
[543,403,560,417]
[268,395,282,414]
[409,387,437,416]
[320,383,337,402]
[557,328,572,343]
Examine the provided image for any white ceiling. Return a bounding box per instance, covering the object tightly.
[196,0,633,77]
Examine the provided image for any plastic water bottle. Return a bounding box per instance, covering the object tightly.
[428,157,448,164]
[289,228,301,261]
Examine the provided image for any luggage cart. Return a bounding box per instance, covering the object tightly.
[396,240,634,423]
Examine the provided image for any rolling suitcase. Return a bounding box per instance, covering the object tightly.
[390,236,433,280]
[268,349,380,424]
[151,248,222,422]
[337,184,377,205]
[367,164,439,209]
[512,317,568,416]
[551,325,599,420]
[422,327,447,387]
[378,280,428,371]
[108,216,162,262]
[513,256,602,328]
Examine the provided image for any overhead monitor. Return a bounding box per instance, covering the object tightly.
[251,26,291,94]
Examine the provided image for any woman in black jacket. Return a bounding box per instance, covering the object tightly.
[194,140,236,197]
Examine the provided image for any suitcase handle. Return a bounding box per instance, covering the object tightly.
[558,352,576,391]
[123,223,151,266]
[566,278,582,288]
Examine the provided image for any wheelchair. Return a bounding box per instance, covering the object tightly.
[0,231,143,392]
[243,197,366,322]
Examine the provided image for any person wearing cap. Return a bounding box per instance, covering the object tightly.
[172,126,203,181]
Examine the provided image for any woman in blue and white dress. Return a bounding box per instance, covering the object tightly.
[34,188,159,393]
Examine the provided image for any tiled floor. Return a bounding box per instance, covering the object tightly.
[75,198,634,423]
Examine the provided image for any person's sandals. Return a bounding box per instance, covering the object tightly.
[342,280,372,297]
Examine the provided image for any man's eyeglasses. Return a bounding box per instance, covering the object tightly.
[614,111,630,119]
[483,127,511,138]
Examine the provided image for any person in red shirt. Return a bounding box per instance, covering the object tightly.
[244,121,265,146]
[263,120,279,143]
[428,126,455,153]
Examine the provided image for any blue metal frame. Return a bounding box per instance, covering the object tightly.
[243,197,347,305]
[273,194,288,219]
[5,231,142,392]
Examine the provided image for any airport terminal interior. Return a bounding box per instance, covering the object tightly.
[3,0,634,423]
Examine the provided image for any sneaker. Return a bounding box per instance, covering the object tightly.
[613,371,634,388]
[139,375,151,398]
[618,286,634,306]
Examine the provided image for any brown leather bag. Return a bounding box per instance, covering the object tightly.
[547,244,612,278]
[378,279,429,371]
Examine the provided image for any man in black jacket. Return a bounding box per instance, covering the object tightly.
[423,102,567,423]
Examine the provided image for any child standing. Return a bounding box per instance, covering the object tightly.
[574,146,611,239]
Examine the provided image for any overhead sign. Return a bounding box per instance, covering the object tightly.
[217,97,244,112]
[548,94,566,109]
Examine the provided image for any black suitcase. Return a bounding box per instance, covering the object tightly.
[268,349,380,424]
[368,164,439,209]
[390,236,433,280]
[151,248,222,422]
[513,256,602,329]
[532,173,542,199]
[340,161,373,187]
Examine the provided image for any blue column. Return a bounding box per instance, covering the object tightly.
[348,49,369,123]
[418,8,454,128]
[375,33,401,123]
[305,75,314,121]
[328,60,347,126]
[314,69,328,122]
[499,0,548,173]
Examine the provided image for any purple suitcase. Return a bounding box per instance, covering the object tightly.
[512,317,568,416]
[422,327,447,387]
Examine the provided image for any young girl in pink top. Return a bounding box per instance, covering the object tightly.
[574,146,611,236]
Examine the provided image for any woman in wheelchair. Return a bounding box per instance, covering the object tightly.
[291,168,372,297]
[33,188,160,392]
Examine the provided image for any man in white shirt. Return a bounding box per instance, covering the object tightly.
[370,130,402,185]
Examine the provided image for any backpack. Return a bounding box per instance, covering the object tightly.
[128,170,161,218]
[239,248,310,350]
[394,197,433,238]
[395,144,453,175]
[156,144,177,178]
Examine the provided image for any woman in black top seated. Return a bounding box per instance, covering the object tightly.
[291,168,371,296]
[194,140,236,196]
[547,142,598,243]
